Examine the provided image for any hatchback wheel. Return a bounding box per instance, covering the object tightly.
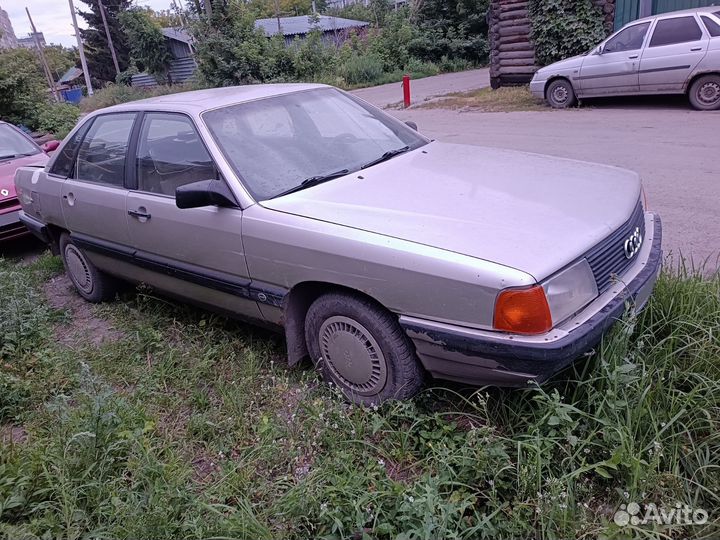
[689,74,720,111]
[546,79,577,109]
[304,292,424,405]
[60,233,118,303]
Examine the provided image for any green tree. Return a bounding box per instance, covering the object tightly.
[119,9,172,83]
[44,46,80,82]
[0,48,48,127]
[77,0,132,83]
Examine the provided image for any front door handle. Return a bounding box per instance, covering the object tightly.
[128,208,151,221]
[628,54,639,59]
[690,47,703,51]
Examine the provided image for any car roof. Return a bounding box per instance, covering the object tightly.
[633,6,719,24]
[98,83,330,116]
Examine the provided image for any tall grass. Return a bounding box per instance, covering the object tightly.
[0,253,718,539]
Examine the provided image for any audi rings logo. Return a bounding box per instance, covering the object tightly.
[624,227,643,260]
[0,188,9,198]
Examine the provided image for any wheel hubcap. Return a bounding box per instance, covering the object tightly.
[318,316,387,396]
[698,82,720,105]
[552,86,569,104]
[65,245,93,294]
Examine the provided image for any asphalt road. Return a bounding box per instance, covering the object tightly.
[385,97,719,270]
[352,68,490,108]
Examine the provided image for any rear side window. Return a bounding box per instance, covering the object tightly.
[649,16,703,47]
[49,122,90,178]
[75,113,135,187]
[135,113,215,196]
[702,15,720,37]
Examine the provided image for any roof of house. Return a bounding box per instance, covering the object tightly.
[58,66,83,84]
[161,27,193,44]
[254,15,369,37]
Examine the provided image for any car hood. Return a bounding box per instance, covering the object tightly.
[0,153,47,200]
[261,142,642,281]
[535,54,585,77]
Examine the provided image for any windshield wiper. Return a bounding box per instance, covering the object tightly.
[272,169,350,199]
[0,152,36,161]
[361,146,410,169]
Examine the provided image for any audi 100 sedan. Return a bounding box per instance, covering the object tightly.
[15,84,662,404]
[531,7,720,110]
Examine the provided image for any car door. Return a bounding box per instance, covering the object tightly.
[639,15,709,93]
[61,112,136,274]
[126,111,262,320]
[578,21,651,96]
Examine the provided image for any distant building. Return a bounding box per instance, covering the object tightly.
[17,31,45,49]
[254,15,369,46]
[131,27,197,87]
[0,5,18,49]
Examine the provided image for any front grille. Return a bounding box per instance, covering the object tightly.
[585,200,645,293]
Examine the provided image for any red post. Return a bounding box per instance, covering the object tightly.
[402,75,411,108]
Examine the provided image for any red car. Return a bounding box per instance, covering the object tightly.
[0,122,59,242]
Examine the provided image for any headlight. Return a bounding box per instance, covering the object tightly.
[542,259,598,326]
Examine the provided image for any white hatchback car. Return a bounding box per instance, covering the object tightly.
[531,7,720,110]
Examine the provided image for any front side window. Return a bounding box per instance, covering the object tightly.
[0,124,41,161]
[202,88,427,200]
[76,113,136,187]
[49,122,90,177]
[604,22,651,53]
[702,15,720,37]
[136,113,214,196]
[649,16,703,47]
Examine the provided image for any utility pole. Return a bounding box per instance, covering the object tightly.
[204,0,212,18]
[68,0,94,95]
[26,8,59,103]
[98,0,120,77]
[274,0,282,34]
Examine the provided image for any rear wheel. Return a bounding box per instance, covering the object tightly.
[688,74,720,111]
[546,79,577,109]
[304,292,424,405]
[59,233,119,303]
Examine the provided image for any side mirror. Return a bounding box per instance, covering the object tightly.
[176,179,238,209]
[595,45,604,55]
[42,140,60,153]
[405,121,418,131]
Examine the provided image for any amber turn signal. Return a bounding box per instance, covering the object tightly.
[493,285,553,335]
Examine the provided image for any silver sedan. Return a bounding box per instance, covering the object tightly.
[531,7,720,110]
[15,84,662,404]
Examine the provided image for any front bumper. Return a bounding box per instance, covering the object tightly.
[0,208,28,242]
[529,78,546,99]
[400,213,662,387]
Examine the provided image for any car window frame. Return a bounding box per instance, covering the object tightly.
[648,14,705,48]
[47,119,93,179]
[602,21,652,54]
[70,111,139,189]
[129,111,232,202]
[701,14,720,38]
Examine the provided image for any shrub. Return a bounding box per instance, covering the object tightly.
[341,54,384,85]
[79,83,204,113]
[36,103,80,139]
[529,0,608,66]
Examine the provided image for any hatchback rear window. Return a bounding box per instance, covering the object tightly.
[649,16,703,47]
[702,15,720,37]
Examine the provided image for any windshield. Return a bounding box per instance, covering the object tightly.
[0,124,41,160]
[202,88,428,200]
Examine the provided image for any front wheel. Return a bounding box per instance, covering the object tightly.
[688,74,720,111]
[304,292,424,405]
[545,79,577,109]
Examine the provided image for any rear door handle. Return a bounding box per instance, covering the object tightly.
[690,47,703,51]
[128,209,151,220]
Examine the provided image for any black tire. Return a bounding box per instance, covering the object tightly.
[545,79,577,109]
[59,233,119,303]
[688,74,720,111]
[304,292,424,405]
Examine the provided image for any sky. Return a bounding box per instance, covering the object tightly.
[3,0,179,48]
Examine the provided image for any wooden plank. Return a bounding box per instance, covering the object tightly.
[497,24,531,37]
[497,65,540,74]
[497,50,535,60]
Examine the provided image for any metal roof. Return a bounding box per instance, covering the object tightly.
[58,66,83,84]
[161,27,193,44]
[254,15,369,37]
